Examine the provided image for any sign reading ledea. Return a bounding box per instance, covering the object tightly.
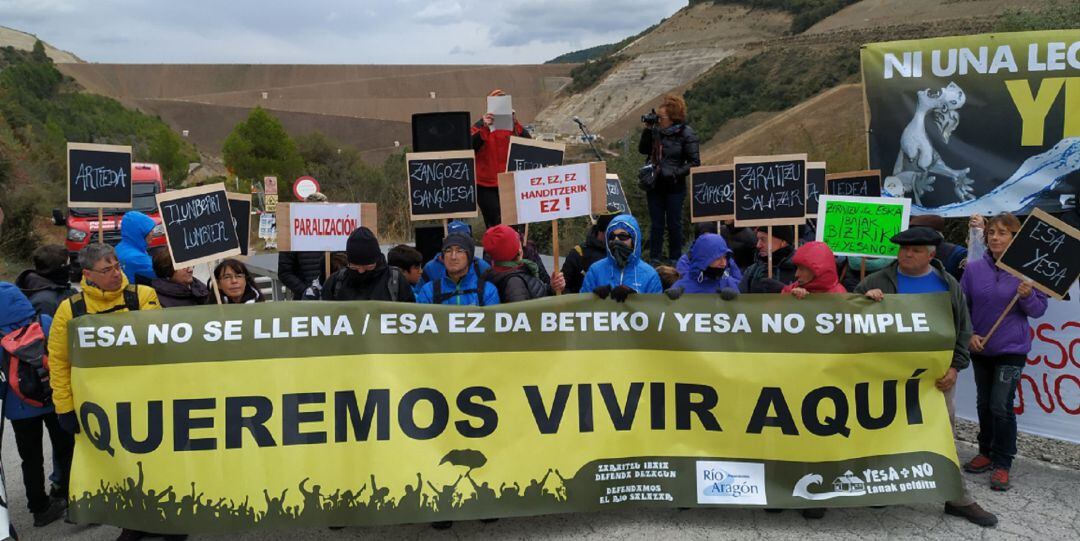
[499,162,608,225]
[816,195,911,259]
[276,202,378,252]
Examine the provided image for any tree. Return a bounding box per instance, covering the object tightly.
[222,107,303,194]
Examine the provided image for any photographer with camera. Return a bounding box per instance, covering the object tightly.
[638,94,700,264]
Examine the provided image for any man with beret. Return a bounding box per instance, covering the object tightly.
[417,232,500,306]
[856,226,997,527]
[482,225,565,302]
[322,227,414,302]
[739,226,799,294]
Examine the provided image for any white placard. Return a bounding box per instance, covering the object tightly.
[512,163,593,224]
[287,203,360,252]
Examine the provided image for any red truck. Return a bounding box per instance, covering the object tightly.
[53,162,167,273]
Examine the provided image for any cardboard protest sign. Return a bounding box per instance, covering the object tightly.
[506,137,565,172]
[67,142,133,208]
[275,202,377,252]
[806,162,826,217]
[996,208,1080,300]
[405,150,477,221]
[226,193,252,257]
[733,154,807,227]
[155,184,240,267]
[605,174,631,215]
[816,195,911,258]
[826,170,882,198]
[689,165,734,223]
[498,162,607,225]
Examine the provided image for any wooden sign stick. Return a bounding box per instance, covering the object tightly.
[552,220,561,295]
[793,225,799,249]
[523,223,529,248]
[208,261,223,304]
[98,208,105,244]
[767,226,773,279]
[325,252,331,282]
[860,258,866,281]
[442,219,448,237]
[983,293,1020,342]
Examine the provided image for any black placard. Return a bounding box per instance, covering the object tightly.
[996,209,1080,300]
[227,194,251,256]
[806,163,826,216]
[605,174,631,215]
[506,137,564,172]
[826,170,882,198]
[733,154,807,226]
[67,143,133,207]
[689,166,734,222]
[406,150,478,220]
[156,184,240,267]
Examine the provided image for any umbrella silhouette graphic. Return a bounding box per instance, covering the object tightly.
[439,449,487,471]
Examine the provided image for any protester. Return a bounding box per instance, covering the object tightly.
[675,222,717,277]
[482,225,564,302]
[960,213,1047,491]
[638,94,700,263]
[15,244,76,316]
[655,265,680,291]
[150,250,209,308]
[836,255,890,293]
[910,214,967,280]
[421,220,490,285]
[513,225,551,285]
[1,283,71,527]
[472,89,532,228]
[387,244,424,297]
[115,210,157,285]
[323,227,415,302]
[856,226,997,527]
[739,226,797,294]
[416,232,500,306]
[665,234,740,298]
[581,214,662,301]
[781,241,846,298]
[561,214,614,294]
[212,259,265,304]
[278,192,340,300]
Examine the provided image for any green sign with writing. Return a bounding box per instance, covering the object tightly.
[816,195,911,258]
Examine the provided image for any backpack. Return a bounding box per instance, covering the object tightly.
[327,268,403,302]
[432,273,489,306]
[69,284,141,319]
[1,316,52,408]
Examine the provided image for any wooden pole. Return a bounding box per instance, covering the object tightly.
[792,225,799,249]
[983,293,1020,342]
[766,226,773,279]
[552,220,561,295]
[208,262,223,304]
[860,258,866,281]
[442,219,448,237]
[325,252,331,281]
[98,208,104,244]
[523,223,529,248]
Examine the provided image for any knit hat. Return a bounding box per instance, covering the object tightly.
[483,225,521,263]
[346,227,381,265]
[760,225,797,245]
[447,220,472,236]
[442,232,475,262]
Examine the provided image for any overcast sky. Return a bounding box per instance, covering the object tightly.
[3,0,686,64]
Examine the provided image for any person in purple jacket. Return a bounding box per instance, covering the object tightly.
[960,213,1048,492]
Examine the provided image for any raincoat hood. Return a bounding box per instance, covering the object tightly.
[604,214,643,269]
[791,241,844,293]
[120,211,156,250]
[0,282,36,333]
[686,234,742,282]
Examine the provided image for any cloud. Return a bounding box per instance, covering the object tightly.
[414,1,465,24]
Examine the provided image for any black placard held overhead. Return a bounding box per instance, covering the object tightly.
[411,112,471,152]
[689,165,735,222]
[733,154,808,227]
[996,208,1080,300]
[826,170,882,198]
[67,142,133,207]
[806,162,826,217]
[406,150,478,221]
[227,193,252,257]
[506,137,565,172]
[156,184,241,267]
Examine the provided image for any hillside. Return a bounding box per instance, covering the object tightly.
[0,26,82,63]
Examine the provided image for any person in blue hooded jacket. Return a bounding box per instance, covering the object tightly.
[416,232,500,306]
[665,233,741,297]
[0,282,72,527]
[115,211,158,285]
[420,220,490,286]
[581,214,662,301]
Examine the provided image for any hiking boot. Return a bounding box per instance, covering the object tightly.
[115,529,147,541]
[963,454,993,473]
[32,498,66,527]
[801,508,826,519]
[944,502,998,527]
[990,468,1011,491]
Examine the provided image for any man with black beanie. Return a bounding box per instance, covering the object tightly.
[15,244,76,317]
[739,226,799,294]
[322,227,414,302]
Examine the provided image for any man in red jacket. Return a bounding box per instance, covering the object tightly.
[472,89,531,228]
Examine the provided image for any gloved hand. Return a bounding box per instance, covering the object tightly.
[302,286,321,300]
[718,287,739,301]
[58,412,80,434]
[611,285,636,303]
[665,286,684,300]
[592,285,612,299]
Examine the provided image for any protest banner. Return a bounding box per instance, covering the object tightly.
[862,30,1080,217]
[816,195,912,259]
[956,281,1080,444]
[506,137,565,172]
[275,203,378,252]
[405,150,478,221]
[806,162,826,217]
[66,295,964,533]
[226,193,252,257]
[995,208,1080,300]
[68,142,133,208]
[155,184,240,268]
[689,165,734,223]
[605,174,631,215]
[733,154,807,227]
[826,170,882,198]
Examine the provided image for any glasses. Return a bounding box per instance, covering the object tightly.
[609,232,632,241]
[443,247,468,256]
[219,273,245,282]
[88,263,122,275]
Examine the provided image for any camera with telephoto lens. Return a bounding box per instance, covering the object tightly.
[641,109,659,125]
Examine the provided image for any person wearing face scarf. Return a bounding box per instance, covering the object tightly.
[15,244,77,317]
[665,233,741,299]
[580,214,662,302]
[323,227,415,302]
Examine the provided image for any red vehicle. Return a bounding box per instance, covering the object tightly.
[53,163,167,272]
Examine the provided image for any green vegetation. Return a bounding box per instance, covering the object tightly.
[566,55,626,94]
[0,42,197,259]
[222,107,303,195]
[692,0,859,33]
[547,44,616,64]
[994,2,1080,32]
